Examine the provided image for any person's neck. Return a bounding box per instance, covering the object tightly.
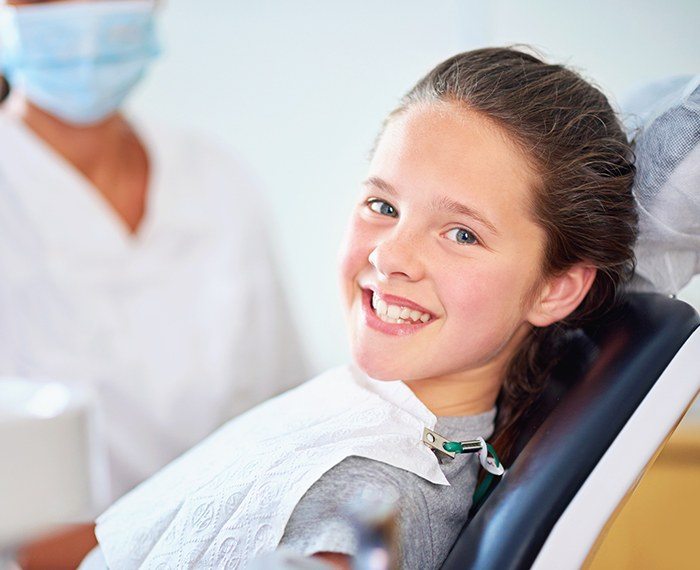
[404,323,531,417]
[7,94,149,234]
[405,366,501,417]
[8,94,129,179]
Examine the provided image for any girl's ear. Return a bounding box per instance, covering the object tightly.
[526,264,597,327]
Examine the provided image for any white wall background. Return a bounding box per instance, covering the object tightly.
[129,0,700,375]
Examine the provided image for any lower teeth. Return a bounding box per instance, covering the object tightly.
[378,314,415,324]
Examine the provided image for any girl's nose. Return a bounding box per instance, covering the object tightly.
[368,232,424,282]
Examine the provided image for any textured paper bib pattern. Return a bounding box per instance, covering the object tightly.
[96,365,448,568]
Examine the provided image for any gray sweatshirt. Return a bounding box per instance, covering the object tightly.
[279,408,496,569]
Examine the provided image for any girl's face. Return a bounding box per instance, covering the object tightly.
[339,103,548,386]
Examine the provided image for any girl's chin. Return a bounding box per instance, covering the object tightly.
[352,350,408,382]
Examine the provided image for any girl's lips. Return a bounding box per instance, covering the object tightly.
[360,288,435,337]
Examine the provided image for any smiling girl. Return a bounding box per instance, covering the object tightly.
[87,47,637,570]
[340,46,636,468]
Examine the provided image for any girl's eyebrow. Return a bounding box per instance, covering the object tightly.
[431,195,500,236]
[362,176,500,236]
[363,176,398,196]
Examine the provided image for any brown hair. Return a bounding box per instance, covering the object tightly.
[385,47,638,466]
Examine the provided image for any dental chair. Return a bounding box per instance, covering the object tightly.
[440,292,700,570]
[443,74,700,570]
[62,72,700,570]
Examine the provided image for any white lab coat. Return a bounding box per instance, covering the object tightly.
[0,113,308,503]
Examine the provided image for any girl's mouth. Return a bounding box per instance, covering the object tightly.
[361,288,436,336]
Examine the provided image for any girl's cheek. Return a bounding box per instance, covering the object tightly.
[338,218,374,292]
[438,262,505,318]
[338,216,358,263]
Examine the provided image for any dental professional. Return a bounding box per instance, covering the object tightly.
[0,0,307,564]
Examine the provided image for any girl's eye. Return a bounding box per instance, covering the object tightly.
[445,227,479,245]
[367,199,398,218]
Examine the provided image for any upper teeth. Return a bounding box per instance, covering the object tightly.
[371,292,431,324]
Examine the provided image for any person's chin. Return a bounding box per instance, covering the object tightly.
[352,348,406,382]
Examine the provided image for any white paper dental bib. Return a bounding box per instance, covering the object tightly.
[95,365,449,568]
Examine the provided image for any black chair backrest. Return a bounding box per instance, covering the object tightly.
[441,293,700,570]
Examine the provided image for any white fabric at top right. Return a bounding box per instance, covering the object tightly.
[621,75,700,295]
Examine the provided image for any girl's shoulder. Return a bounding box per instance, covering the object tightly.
[281,450,483,569]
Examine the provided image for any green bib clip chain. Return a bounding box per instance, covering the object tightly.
[422,427,504,505]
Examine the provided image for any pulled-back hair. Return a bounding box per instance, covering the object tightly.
[386,47,638,466]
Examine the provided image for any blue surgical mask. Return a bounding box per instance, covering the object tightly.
[0,0,160,125]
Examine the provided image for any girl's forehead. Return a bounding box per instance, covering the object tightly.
[369,103,539,220]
